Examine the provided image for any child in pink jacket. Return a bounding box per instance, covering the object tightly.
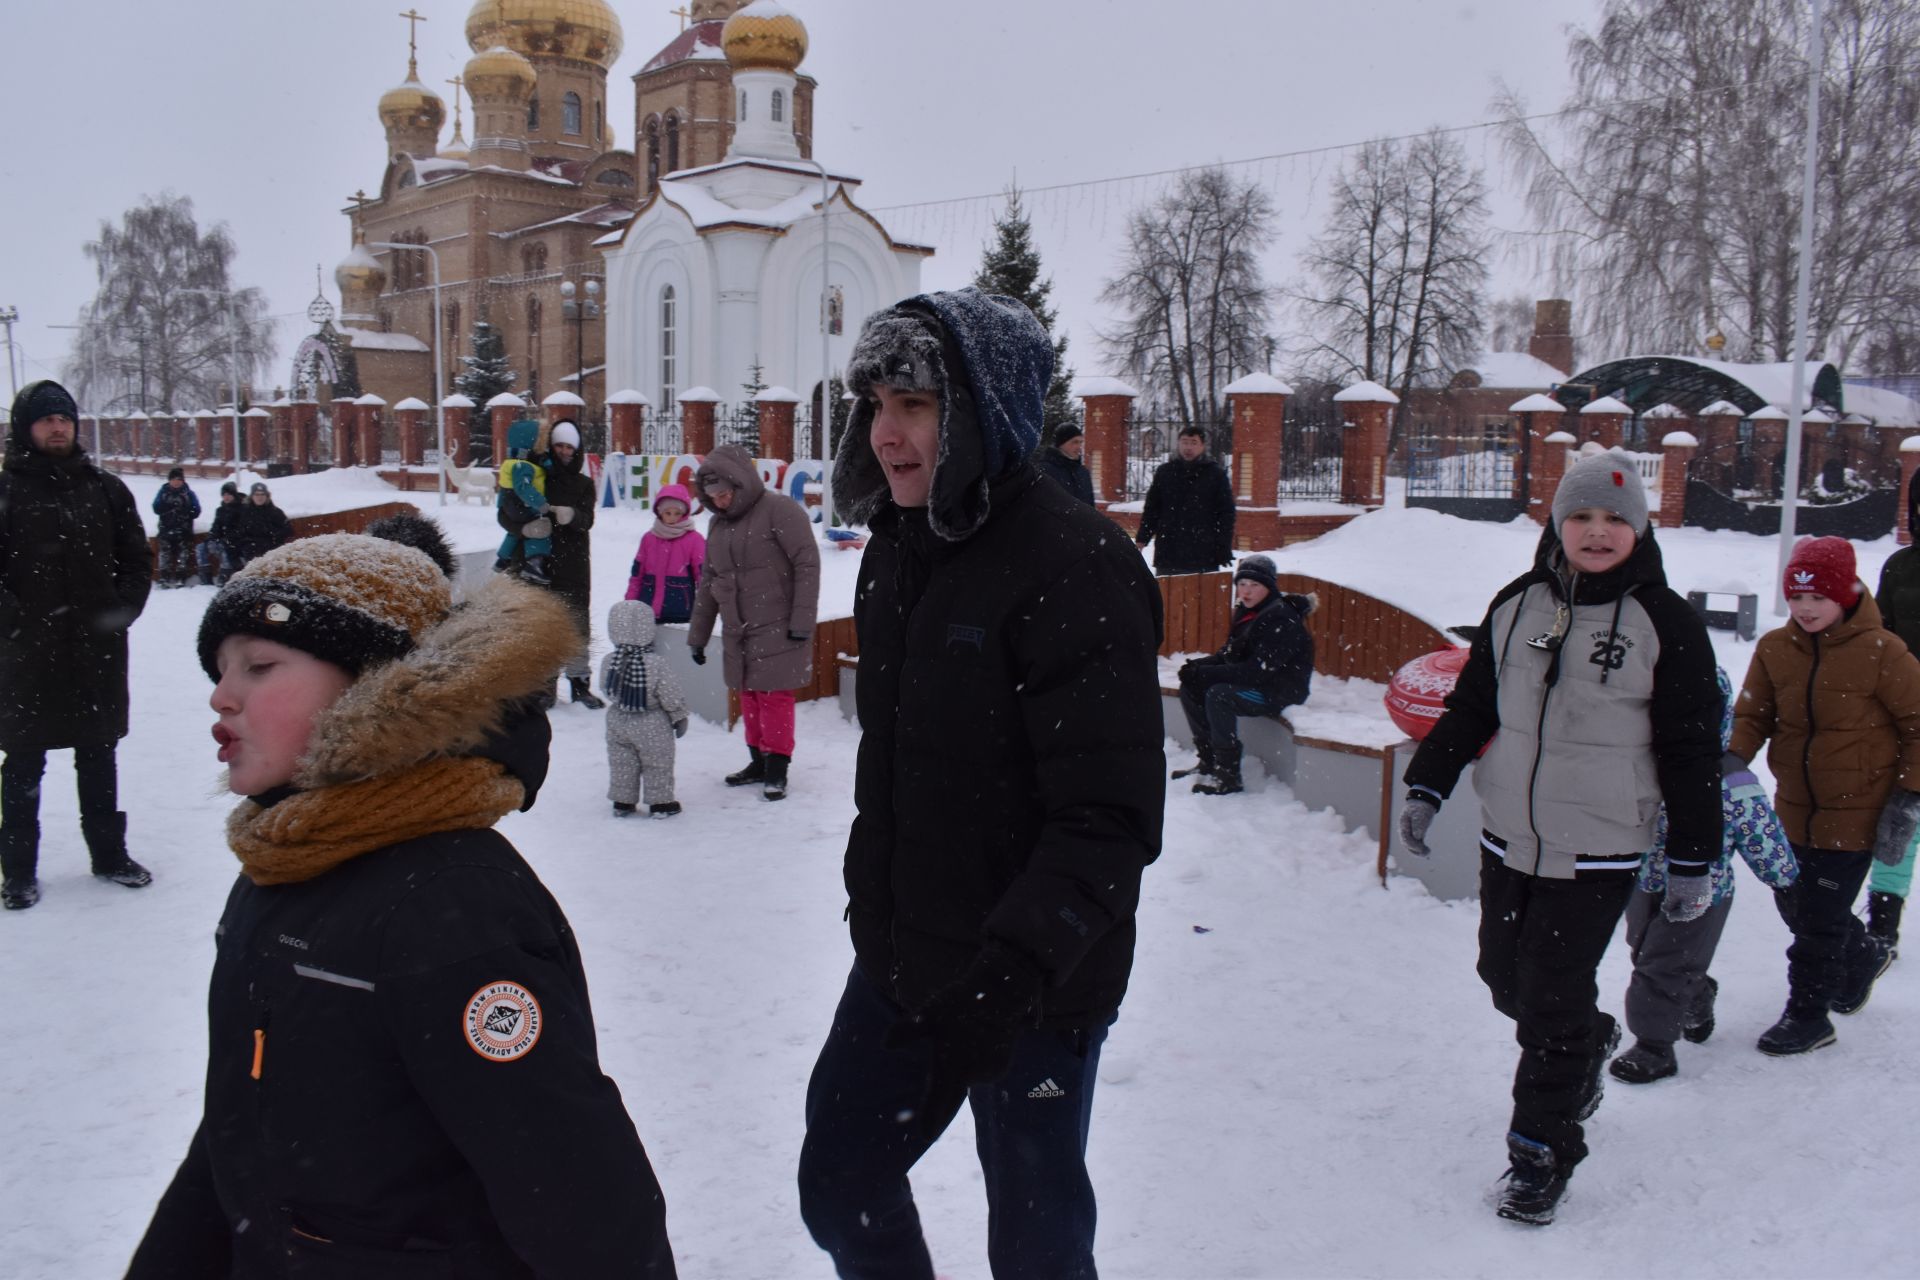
[625,483,705,624]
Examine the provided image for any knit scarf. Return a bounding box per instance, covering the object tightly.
[227,756,525,886]
[605,645,652,712]
[650,513,693,540]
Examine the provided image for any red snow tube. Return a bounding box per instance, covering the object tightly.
[1384,647,1470,741]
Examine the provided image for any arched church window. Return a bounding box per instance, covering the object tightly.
[660,286,677,409]
[597,169,635,189]
[595,100,604,140]
[645,116,661,192]
[527,96,540,130]
[771,89,784,123]
[665,112,680,174]
[738,90,747,120]
[563,92,582,136]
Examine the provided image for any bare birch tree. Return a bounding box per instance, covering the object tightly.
[1100,167,1275,449]
[1496,0,1920,370]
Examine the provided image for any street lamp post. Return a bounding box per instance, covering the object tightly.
[177,287,246,472]
[796,157,835,528]
[560,278,600,443]
[0,305,21,400]
[369,241,446,505]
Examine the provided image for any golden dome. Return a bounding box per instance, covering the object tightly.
[465,0,623,68]
[463,45,537,101]
[441,123,471,162]
[379,72,446,134]
[722,1,808,72]
[335,233,388,298]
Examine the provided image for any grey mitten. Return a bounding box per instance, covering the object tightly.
[522,516,553,540]
[1399,791,1440,858]
[673,718,689,739]
[1873,790,1920,866]
[1661,873,1713,923]
[550,505,575,525]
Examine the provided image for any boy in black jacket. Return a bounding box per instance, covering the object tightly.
[1175,553,1315,794]
[150,467,201,588]
[128,527,675,1278]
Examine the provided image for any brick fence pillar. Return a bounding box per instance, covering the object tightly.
[678,390,719,455]
[1900,437,1920,546]
[1511,395,1568,521]
[1225,375,1289,507]
[1659,431,1698,529]
[607,391,647,454]
[1580,396,1630,450]
[1076,379,1138,507]
[542,391,587,448]
[268,404,292,467]
[1532,431,1577,524]
[243,409,269,465]
[441,398,473,466]
[288,403,315,473]
[354,395,385,466]
[331,399,357,468]
[1334,380,1397,507]
[487,396,524,465]
[756,388,800,461]
[1749,407,1788,496]
[395,400,428,467]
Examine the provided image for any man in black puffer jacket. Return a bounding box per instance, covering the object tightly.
[1135,423,1235,575]
[800,288,1164,1280]
[1175,554,1315,795]
[1036,421,1095,505]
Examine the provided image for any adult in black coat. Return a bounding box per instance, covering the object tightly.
[1176,554,1316,794]
[1036,421,1096,505]
[540,420,604,708]
[0,380,154,909]
[802,288,1164,1279]
[229,482,292,567]
[1136,424,1235,575]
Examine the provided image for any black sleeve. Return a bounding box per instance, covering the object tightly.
[378,866,676,1278]
[1403,574,1533,801]
[1137,468,1162,545]
[125,1125,232,1279]
[1212,466,1236,566]
[1640,587,1725,875]
[1879,557,1901,643]
[106,477,153,629]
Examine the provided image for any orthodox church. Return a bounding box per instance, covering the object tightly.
[317,0,926,449]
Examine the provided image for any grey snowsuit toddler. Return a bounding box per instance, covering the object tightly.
[601,601,690,810]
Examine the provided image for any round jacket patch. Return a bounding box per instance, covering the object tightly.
[464,981,542,1062]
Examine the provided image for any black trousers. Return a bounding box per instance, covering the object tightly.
[1477,850,1634,1169]
[1774,845,1877,1013]
[0,744,121,879]
[1177,680,1273,755]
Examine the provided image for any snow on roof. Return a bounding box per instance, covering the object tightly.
[339,327,429,353]
[353,393,387,406]
[1842,382,1920,428]
[1580,395,1632,415]
[1223,372,1295,397]
[1646,355,1833,411]
[738,0,798,18]
[243,407,272,418]
[640,19,726,74]
[1643,402,1685,418]
[668,155,860,187]
[127,410,149,420]
[1750,406,1789,421]
[1801,408,1834,425]
[1333,380,1400,404]
[652,176,828,234]
[468,163,574,187]
[1463,350,1568,386]
[559,365,606,384]
[1543,430,1577,443]
[1662,430,1700,447]
[676,386,721,403]
[542,391,586,407]
[1074,375,1140,399]
[414,156,468,181]
[441,393,475,408]
[607,389,652,406]
[193,409,217,418]
[1700,400,1744,416]
[494,203,633,239]
[756,386,802,403]
[486,392,526,408]
[1901,437,1920,453]
[1508,393,1566,414]
[393,396,430,411]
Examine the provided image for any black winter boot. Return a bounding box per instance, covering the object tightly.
[83,812,153,888]
[726,747,767,788]
[519,555,552,586]
[612,802,637,817]
[1832,934,1894,1015]
[1682,975,1718,1044]
[1192,745,1243,795]
[1575,1013,1620,1120]
[648,801,683,818]
[1495,1132,1568,1226]
[1,876,39,910]
[1608,1038,1677,1084]
[1171,746,1215,781]
[1869,891,1904,955]
[762,753,790,801]
[1757,1005,1837,1056]
[569,676,606,710]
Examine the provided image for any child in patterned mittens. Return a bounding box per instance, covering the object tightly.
[602,599,690,818]
[1610,667,1797,1083]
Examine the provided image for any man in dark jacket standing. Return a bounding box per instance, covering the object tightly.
[1037,421,1096,505]
[542,421,605,708]
[1175,554,1315,795]
[1135,424,1235,575]
[800,289,1164,1279]
[0,380,155,909]
[150,467,201,589]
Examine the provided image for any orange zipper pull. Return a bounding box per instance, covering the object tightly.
[251,1028,266,1080]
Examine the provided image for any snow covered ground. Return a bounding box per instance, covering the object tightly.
[7,481,1918,1278]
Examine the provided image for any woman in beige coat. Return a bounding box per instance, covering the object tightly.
[689,444,821,799]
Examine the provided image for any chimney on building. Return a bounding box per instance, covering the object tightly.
[1529,300,1574,377]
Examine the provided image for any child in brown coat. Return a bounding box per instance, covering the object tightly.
[1731,535,1920,1054]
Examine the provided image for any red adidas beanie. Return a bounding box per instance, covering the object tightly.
[1783,536,1861,607]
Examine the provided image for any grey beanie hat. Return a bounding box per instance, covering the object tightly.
[1551,450,1649,536]
[1233,554,1280,593]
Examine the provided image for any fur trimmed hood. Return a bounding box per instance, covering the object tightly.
[293,575,578,790]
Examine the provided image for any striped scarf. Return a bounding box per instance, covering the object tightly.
[606,645,651,712]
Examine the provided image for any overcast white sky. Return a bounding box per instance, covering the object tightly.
[0,0,1599,402]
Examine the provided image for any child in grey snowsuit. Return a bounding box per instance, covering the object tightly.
[601,600,690,817]
[1610,667,1798,1083]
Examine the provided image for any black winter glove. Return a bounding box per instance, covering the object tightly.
[689,646,707,666]
[788,630,810,643]
[885,946,1042,1133]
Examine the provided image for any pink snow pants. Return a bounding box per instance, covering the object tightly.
[740,689,796,756]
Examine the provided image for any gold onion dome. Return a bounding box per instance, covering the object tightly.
[463,45,537,100]
[378,71,446,133]
[465,0,623,68]
[441,124,471,162]
[722,0,808,72]
[335,233,388,297]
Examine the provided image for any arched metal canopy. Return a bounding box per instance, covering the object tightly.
[1554,355,1843,415]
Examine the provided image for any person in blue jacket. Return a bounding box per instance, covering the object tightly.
[151,467,202,588]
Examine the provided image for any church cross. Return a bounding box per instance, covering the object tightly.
[446,72,465,117]
[670,5,692,31]
[398,7,428,75]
